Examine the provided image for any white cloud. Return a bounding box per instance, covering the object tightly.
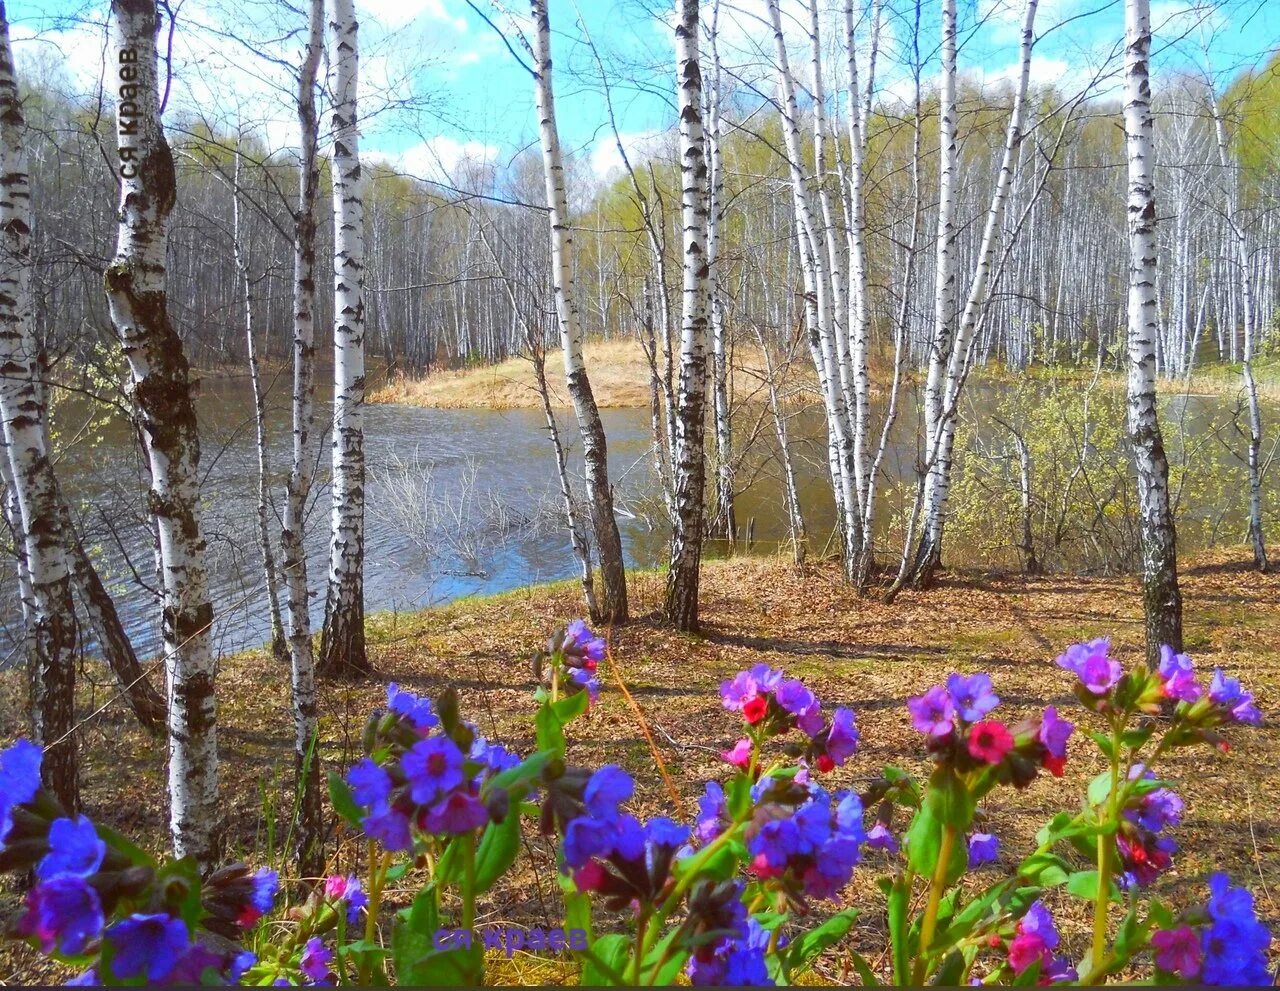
[360,0,468,31]
[588,128,672,180]
[376,135,500,182]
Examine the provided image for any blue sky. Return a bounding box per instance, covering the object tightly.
[8,0,1278,185]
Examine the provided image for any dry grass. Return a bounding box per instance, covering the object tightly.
[368,339,831,410]
[2,550,1278,984]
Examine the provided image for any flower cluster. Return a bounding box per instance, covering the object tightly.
[345,683,520,851]
[683,884,773,987]
[0,742,264,985]
[720,664,858,773]
[533,620,606,702]
[908,672,1074,784]
[1003,901,1075,983]
[743,778,866,904]
[1153,873,1272,985]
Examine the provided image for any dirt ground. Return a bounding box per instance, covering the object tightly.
[2,550,1277,984]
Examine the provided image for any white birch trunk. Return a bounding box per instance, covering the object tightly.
[707,0,735,548]
[531,0,628,621]
[232,147,287,664]
[1124,0,1183,661]
[319,0,369,676]
[105,0,218,863]
[0,7,78,808]
[1210,94,1267,571]
[665,0,711,630]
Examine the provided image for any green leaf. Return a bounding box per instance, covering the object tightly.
[786,908,858,972]
[846,950,880,987]
[328,771,364,828]
[580,933,631,986]
[94,824,153,868]
[906,768,973,885]
[1086,769,1116,807]
[1017,851,1071,888]
[405,884,439,935]
[1065,869,1121,901]
[934,950,968,987]
[562,886,592,939]
[641,929,689,985]
[550,690,590,725]
[394,942,484,987]
[485,749,552,795]
[534,703,566,755]
[473,808,522,894]
[881,876,910,986]
[1089,731,1116,761]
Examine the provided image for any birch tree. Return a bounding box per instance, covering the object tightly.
[530,0,628,622]
[282,0,325,874]
[0,3,78,808]
[105,0,219,864]
[1124,0,1183,660]
[706,0,734,547]
[906,0,1038,588]
[319,0,370,677]
[665,0,711,630]
[1208,89,1267,571]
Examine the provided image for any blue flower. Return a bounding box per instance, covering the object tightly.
[1131,788,1182,833]
[1056,638,1122,694]
[387,683,438,731]
[422,790,489,834]
[106,912,190,981]
[866,822,898,853]
[64,968,98,985]
[967,832,999,867]
[946,672,1000,721]
[584,765,633,820]
[19,876,104,955]
[907,685,955,736]
[37,816,106,880]
[347,758,392,810]
[563,619,606,663]
[646,816,690,850]
[250,868,279,915]
[1201,875,1271,987]
[401,737,465,805]
[362,806,412,851]
[1208,669,1262,726]
[821,707,859,766]
[563,815,616,869]
[695,781,728,844]
[0,739,42,845]
[1157,645,1202,702]
[300,937,334,984]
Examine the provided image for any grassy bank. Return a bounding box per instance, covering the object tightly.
[369,338,1280,411]
[2,549,1277,983]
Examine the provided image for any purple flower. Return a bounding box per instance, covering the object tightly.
[1132,788,1183,833]
[776,679,820,723]
[946,672,999,721]
[1209,669,1262,725]
[695,781,728,844]
[470,738,521,775]
[1157,645,1202,703]
[907,685,955,736]
[721,665,782,710]
[362,806,412,851]
[347,758,392,810]
[37,816,106,880]
[567,665,601,703]
[1056,638,1122,694]
[300,937,334,984]
[18,876,104,955]
[401,737,465,805]
[563,619,606,663]
[422,791,489,834]
[584,765,633,820]
[821,707,859,767]
[1038,705,1074,758]
[387,683,438,731]
[1020,901,1060,950]
[563,816,616,869]
[967,832,999,867]
[1153,925,1201,978]
[106,913,190,982]
[866,822,899,853]
[65,969,98,986]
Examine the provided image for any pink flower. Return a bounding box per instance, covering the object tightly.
[1152,925,1201,979]
[721,738,752,769]
[323,875,349,899]
[967,721,1015,764]
[1008,932,1049,974]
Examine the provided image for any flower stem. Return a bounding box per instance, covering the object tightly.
[461,832,477,932]
[1091,740,1121,981]
[913,824,957,985]
[360,843,391,984]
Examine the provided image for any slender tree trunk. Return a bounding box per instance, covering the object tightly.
[665,0,711,631]
[105,0,219,864]
[706,0,735,549]
[1124,0,1182,663]
[0,8,78,809]
[232,148,288,663]
[530,0,628,622]
[283,0,325,877]
[318,0,369,677]
[1209,94,1267,571]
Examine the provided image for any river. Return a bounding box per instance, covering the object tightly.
[0,370,1271,662]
